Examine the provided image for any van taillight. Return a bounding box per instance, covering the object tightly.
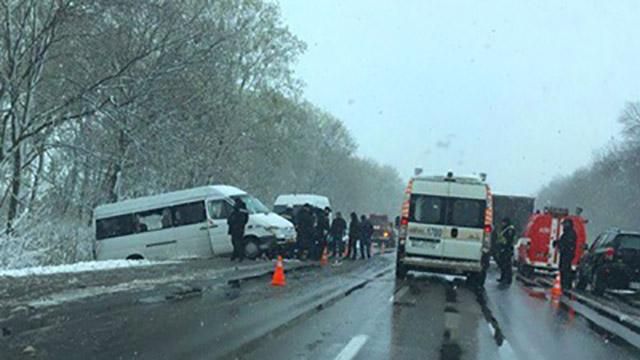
[401,217,409,226]
[604,247,615,261]
[484,225,492,234]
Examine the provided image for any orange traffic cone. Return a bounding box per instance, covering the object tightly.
[320,247,329,266]
[551,273,562,298]
[271,256,286,286]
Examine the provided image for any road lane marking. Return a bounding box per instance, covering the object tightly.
[487,321,517,359]
[486,323,496,337]
[335,335,369,360]
[389,285,409,303]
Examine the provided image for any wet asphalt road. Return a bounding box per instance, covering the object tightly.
[243,268,640,360]
[2,254,640,360]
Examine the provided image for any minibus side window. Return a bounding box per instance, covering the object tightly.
[96,214,135,240]
[208,200,233,220]
[136,208,169,231]
[171,201,206,226]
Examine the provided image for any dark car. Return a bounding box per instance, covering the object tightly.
[575,229,640,295]
[369,214,396,248]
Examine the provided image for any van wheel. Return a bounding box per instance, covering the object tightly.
[244,237,260,260]
[126,254,144,260]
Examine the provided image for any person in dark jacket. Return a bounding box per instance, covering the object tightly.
[330,212,347,258]
[496,217,516,283]
[348,212,360,260]
[556,218,577,290]
[227,198,249,262]
[311,208,330,260]
[359,214,373,259]
[295,204,315,259]
[281,206,294,223]
[318,208,331,250]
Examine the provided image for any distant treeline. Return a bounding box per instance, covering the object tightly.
[537,102,640,238]
[0,0,403,266]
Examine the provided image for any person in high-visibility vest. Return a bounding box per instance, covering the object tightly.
[496,217,516,283]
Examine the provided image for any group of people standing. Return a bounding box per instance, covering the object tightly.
[225,199,377,263]
[288,204,374,262]
[332,211,374,260]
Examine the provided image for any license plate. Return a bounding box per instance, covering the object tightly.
[412,240,437,249]
[630,282,640,290]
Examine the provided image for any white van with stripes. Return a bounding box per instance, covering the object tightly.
[396,172,493,286]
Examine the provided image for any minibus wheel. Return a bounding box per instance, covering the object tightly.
[126,254,144,260]
[244,237,260,260]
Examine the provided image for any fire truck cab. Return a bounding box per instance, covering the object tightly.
[516,207,587,277]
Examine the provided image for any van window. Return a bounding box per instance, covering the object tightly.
[208,200,233,220]
[449,198,485,228]
[409,195,446,225]
[232,195,269,214]
[137,208,166,231]
[96,214,135,240]
[96,201,206,240]
[172,201,206,226]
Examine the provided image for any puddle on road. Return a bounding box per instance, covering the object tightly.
[137,284,203,305]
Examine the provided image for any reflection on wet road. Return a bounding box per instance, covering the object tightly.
[244,267,640,360]
[2,256,639,360]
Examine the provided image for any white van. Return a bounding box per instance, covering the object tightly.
[273,194,331,213]
[94,185,296,261]
[273,194,332,221]
[396,173,493,286]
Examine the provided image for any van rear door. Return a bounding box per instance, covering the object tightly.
[407,193,447,257]
[441,183,486,261]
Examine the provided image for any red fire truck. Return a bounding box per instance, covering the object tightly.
[516,207,587,277]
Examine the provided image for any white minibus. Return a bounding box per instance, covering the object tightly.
[94,185,296,260]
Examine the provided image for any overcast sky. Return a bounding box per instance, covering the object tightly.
[278,1,640,195]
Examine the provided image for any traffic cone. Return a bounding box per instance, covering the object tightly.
[551,273,562,298]
[380,242,386,255]
[271,256,286,286]
[320,247,329,266]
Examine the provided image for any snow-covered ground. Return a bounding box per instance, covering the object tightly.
[0,259,175,278]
